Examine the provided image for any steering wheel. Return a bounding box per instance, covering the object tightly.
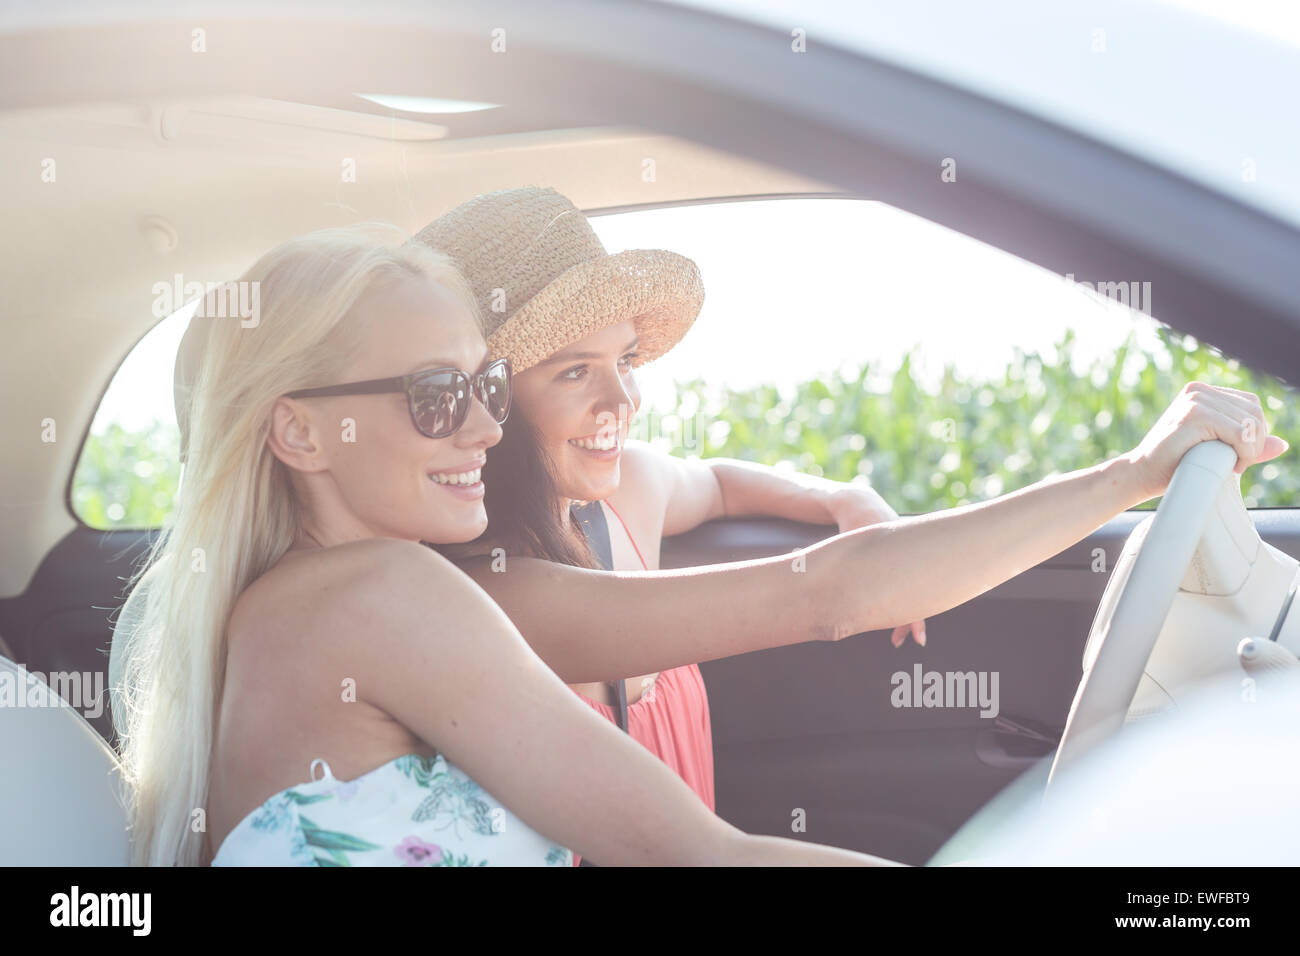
[1046,440,1243,790]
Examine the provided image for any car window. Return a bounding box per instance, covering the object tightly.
[70,303,190,530]
[70,197,1299,530]
[593,198,1299,513]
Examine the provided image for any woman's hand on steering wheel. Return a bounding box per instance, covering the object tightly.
[1121,382,1288,505]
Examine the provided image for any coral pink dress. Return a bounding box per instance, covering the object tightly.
[569,500,715,865]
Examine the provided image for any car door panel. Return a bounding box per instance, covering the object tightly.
[664,511,1300,864]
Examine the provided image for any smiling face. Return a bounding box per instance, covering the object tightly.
[511,320,642,504]
[268,275,502,546]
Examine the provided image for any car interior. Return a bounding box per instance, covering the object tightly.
[3,1,1300,867]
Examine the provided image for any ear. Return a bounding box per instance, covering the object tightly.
[266,396,329,473]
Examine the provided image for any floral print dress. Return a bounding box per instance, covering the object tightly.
[211,753,573,867]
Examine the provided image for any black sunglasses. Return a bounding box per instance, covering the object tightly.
[285,357,512,439]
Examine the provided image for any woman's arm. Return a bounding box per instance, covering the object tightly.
[619,439,901,537]
[299,538,900,866]
[466,383,1287,682]
[619,440,926,646]
[467,455,1138,680]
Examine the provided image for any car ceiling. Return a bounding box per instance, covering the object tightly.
[3,0,1300,597]
[0,7,834,597]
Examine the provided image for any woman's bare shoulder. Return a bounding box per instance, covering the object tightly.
[616,439,669,489]
[228,539,464,650]
[608,440,673,515]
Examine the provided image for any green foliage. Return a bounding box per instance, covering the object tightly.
[654,327,1299,514]
[72,421,180,530]
[72,328,1299,530]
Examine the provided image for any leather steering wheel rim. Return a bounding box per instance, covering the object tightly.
[1046,440,1241,790]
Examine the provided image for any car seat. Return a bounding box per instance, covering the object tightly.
[0,653,131,864]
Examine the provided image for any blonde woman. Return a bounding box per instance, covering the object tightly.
[119,223,1283,867]
[120,223,909,866]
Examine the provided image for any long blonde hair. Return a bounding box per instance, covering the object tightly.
[117,224,479,866]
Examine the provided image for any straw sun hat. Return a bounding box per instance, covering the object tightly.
[412,186,705,374]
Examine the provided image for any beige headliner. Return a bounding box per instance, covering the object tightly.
[1,98,833,595]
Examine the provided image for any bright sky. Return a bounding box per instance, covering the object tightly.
[93,198,1169,434]
[594,199,1167,412]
